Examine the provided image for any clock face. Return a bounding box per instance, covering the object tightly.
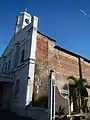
[25,18,29,24]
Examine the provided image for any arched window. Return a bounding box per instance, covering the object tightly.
[15,79,20,97]
[8,60,11,72]
[2,64,4,73]
[2,58,6,73]
[21,49,25,63]
[0,64,1,72]
[5,63,7,73]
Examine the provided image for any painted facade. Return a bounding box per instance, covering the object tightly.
[0,11,38,114]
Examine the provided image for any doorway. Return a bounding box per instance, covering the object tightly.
[0,84,4,109]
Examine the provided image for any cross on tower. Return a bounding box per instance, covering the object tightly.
[24,8,27,12]
[35,79,41,94]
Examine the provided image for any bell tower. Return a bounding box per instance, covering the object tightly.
[14,9,31,34]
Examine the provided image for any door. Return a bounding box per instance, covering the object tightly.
[0,84,4,109]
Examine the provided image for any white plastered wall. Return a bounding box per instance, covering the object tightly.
[26,16,38,106]
[10,16,38,114]
[0,14,38,115]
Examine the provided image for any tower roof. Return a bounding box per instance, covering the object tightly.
[19,9,31,16]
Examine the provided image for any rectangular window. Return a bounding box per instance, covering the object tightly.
[15,79,20,97]
[21,49,25,63]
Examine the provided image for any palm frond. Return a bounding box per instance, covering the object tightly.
[67,76,78,84]
[80,78,87,84]
[85,85,90,89]
[80,86,89,97]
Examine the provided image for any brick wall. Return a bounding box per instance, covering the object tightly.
[32,33,49,107]
[33,32,90,108]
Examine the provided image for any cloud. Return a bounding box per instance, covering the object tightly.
[80,9,88,15]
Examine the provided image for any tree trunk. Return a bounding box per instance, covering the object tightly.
[77,90,80,114]
[80,95,83,114]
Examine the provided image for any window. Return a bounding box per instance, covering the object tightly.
[15,79,20,97]
[5,63,7,73]
[8,60,11,72]
[2,63,5,72]
[2,58,6,73]
[21,49,25,63]
[0,64,1,72]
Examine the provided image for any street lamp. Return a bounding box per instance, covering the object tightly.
[48,70,56,120]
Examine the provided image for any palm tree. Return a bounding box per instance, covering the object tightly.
[67,76,90,114]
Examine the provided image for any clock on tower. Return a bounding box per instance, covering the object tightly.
[14,10,31,34]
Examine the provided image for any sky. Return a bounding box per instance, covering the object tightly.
[0,0,90,59]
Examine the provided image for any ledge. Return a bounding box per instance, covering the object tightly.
[54,45,90,63]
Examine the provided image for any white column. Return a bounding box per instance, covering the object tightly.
[68,81,71,116]
[26,16,38,106]
[48,70,53,120]
[53,81,56,120]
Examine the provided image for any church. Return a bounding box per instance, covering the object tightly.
[0,10,90,120]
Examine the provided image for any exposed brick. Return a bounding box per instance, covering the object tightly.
[33,33,90,108]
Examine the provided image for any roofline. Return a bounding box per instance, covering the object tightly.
[37,31,90,63]
[54,46,90,63]
[37,31,56,42]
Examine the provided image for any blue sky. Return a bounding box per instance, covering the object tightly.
[0,0,90,59]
